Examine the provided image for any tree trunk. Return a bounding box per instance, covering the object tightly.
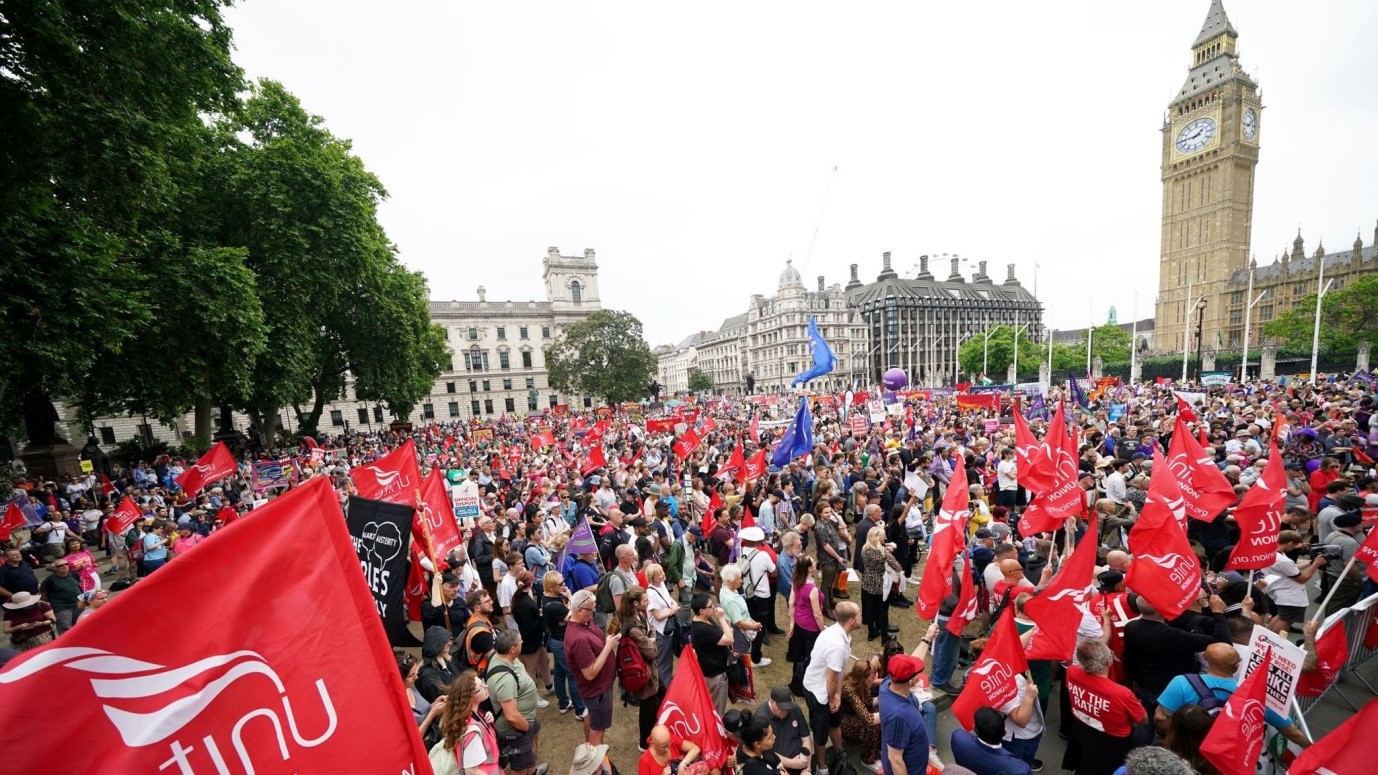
[262,403,279,448]
[298,379,331,436]
[192,394,213,451]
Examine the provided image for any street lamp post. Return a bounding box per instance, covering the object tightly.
[982,323,997,377]
[1193,297,1207,382]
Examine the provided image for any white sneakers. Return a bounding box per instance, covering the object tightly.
[756,658,773,668]
[536,697,550,709]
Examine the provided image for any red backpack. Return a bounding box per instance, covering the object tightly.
[616,632,651,694]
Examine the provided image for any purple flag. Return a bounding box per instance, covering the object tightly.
[1026,393,1050,421]
[565,514,599,557]
[1355,369,1376,385]
[1067,373,1089,410]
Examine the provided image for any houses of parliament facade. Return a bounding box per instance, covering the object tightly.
[1154,1,1378,355]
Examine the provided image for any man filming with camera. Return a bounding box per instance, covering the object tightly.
[1259,530,1328,635]
[1321,510,1367,615]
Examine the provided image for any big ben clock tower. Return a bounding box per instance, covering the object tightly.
[1154,0,1261,358]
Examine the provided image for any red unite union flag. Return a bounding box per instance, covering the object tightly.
[917,463,970,621]
[416,468,462,562]
[106,497,143,538]
[1201,647,1273,775]
[657,645,729,768]
[349,438,422,506]
[0,477,430,774]
[174,441,238,497]
[1024,518,1099,662]
[1226,439,1286,571]
[952,608,1029,731]
[1165,415,1236,521]
[1126,485,1202,619]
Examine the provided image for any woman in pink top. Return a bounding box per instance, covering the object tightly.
[62,537,100,592]
[171,524,203,558]
[785,555,826,694]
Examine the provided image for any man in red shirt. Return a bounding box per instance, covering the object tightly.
[1065,639,1145,775]
[1309,457,1342,513]
[563,589,622,746]
[637,725,704,775]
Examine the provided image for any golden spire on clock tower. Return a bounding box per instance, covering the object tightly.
[1154,0,1260,364]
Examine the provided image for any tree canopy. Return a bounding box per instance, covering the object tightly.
[545,311,657,406]
[0,0,242,439]
[958,325,1041,378]
[1262,275,1378,353]
[688,368,714,393]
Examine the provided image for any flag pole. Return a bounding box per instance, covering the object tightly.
[1310,555,1358,623]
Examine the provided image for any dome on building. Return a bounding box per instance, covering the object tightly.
[778,259,803,290]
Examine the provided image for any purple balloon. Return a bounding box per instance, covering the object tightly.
[882,367,908,391]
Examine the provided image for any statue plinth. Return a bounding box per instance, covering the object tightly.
[20,441,83,479]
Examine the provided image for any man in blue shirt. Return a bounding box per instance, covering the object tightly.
[951,707,1031,775]
[879,654,930,775]
[1154,643,1311,750]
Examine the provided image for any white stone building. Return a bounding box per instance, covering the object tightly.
[746,262,866,394]
[695,313,748,395]
[655,332,706,396]
[67,247,605,447]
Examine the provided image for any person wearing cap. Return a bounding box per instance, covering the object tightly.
[754,685,813,775]
[740,526,778,654]
[1321,509,1368,614]
[567,742,613,775]
[1,591,56,651]
[878,652,930,775]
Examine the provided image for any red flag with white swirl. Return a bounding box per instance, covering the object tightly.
[349,438,422,506]
[1201,647,1272,775]
[0,477,429,774]
[657,645,728,767]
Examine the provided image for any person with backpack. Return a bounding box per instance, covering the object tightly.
[1152,643,1312,750]
[610,586,663,750]
[487,630,549,775]
[598,544,640,619]
[454,589,498,677]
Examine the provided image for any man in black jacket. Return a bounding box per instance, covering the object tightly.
[1122,593,1230,710]
[417,626,459,703]
[469,517,497,598]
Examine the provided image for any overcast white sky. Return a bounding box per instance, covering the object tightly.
[223,1,1378,346]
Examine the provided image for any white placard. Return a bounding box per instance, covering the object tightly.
[1237,625,1306,718]
[453,479,481,523]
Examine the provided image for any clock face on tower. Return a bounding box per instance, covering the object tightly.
[1175,117,1217,154]
[1242,107,1258,141]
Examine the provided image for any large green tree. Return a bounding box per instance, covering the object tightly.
[1262,275,1378,352]
[688,368,714,393]
[958,325,1041,378]
[546,310,656,406]
[0,0,241,443]
[212,80,441,442]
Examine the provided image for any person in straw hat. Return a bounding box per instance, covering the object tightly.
[2,591,56,651]
[567,742,612,775]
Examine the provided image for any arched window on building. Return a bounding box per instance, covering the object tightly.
[570,281,582,304]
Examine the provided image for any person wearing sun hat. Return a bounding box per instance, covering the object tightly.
[1,591,56,651]
[567,742,612,775]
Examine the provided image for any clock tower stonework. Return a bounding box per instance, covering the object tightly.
[1154,0,1261,357]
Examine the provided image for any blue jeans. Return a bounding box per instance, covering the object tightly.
[1003,734,1042,766]
[931,615,960,688]
[919,700,938,746]
[548,638,586,713]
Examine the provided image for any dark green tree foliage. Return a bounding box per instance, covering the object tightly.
[688,368,714,393]
[545,310,657,406]
[957,325,1042,377]
[0,0,242,437]
[1263,275,1378,353]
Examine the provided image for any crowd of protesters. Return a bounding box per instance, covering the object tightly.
[3,373,1378,775]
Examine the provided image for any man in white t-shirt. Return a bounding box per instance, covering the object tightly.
[803,602,860,775]
[496,552,524,630]
[998,672,1044,771]
[995,448,1020,510]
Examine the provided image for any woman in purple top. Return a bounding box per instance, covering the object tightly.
[785,555,826,695]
